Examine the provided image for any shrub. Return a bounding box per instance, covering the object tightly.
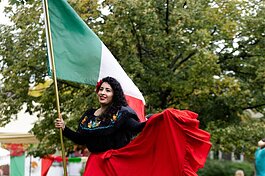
[197,159,255,176]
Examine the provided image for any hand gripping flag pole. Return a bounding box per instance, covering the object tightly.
[42,0,68,175]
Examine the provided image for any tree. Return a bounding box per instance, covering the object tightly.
[0,0,265,158]
[0,0,99,156]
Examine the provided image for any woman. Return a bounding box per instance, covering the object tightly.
[55,76,211,176]
[55,76,146,153]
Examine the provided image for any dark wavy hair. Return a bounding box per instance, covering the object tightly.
[96,77,128,119]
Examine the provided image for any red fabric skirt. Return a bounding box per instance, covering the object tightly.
[83,108,212,176]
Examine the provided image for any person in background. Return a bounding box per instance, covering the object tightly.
[255,138,265,176]
[234,169,244,176]
[258,138,265,149]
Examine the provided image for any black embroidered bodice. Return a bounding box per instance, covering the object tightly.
[63,106,146,153]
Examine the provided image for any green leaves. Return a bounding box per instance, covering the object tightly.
[207,119,265,158]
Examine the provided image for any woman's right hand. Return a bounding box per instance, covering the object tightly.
[55,117,65,130]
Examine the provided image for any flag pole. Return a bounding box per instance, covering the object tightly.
[42,0,68,175]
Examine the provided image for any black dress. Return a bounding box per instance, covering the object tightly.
[63,106,146,153]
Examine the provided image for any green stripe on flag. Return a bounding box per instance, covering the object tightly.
[10,154,25,176]
[68,157,82,162]
[48,0,102,85]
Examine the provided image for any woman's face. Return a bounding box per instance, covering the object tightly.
[97,82,114,106]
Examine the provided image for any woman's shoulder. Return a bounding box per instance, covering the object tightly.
[120,106,135,113]
[119,106,138,120]
[84,108,96,115]
[79,108,96,120]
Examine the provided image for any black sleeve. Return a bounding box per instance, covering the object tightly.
[121,106,146,132]
[62,126,87,145]
[62,109,93,144]
[125,118,146,133]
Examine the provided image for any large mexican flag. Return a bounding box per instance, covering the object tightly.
[44,0,145,121]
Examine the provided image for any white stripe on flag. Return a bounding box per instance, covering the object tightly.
[99,42,145,104]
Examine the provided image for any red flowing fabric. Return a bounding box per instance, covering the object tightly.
[83,108,212,176]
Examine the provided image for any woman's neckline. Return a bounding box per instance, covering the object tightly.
[94,107,107,116]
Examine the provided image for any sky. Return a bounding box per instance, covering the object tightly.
[0,105,38,133]
[0,0,37,133]
[0,0,10,25]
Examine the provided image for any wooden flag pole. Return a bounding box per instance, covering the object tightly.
[42,0,68,175]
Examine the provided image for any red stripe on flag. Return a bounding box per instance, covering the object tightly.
[41,157,54,176]
[125,95,146,122]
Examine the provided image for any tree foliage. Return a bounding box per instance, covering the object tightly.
[0,0,265,158]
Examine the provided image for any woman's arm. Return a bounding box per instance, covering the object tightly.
[55,117,87,145]
[125,117,146,133]
[122,106,146,132]
[62,126,87,145]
